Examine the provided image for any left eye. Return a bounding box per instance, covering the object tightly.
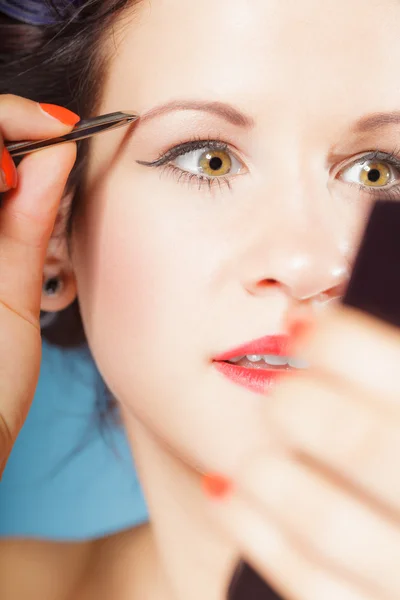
[173,148,243,178]
[340,158,400,189]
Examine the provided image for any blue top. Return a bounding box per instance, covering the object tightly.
[0,340,149,540]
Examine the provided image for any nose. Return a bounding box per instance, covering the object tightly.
[243,222,351,304]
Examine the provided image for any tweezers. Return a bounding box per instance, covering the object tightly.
[5,111,139,158]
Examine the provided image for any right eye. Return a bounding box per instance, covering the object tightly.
[173,147,244,179]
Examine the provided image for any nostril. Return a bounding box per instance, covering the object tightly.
[258,278,279,287]
[245,278,281,296]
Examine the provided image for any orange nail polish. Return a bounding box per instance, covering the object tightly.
[39,103,80,126]
[287,316,315,354]
[1,147,18,189]
[202,473,232,499]
[289,320,311,341]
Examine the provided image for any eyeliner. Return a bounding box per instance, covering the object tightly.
[136,139,228,168]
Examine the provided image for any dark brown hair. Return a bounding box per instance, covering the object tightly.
[0,0,138,347]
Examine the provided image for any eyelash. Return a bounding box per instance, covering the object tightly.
[341,148,400,200]
[137,136,236,191]
[137,140,400,199]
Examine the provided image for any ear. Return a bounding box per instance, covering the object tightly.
[41,191,78,313]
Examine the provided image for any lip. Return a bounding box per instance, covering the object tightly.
[213,335,290,361]
[213,335,292,395]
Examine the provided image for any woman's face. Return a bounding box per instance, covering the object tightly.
[72,0,400,472]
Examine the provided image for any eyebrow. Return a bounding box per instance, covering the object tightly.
[139,100,255,128]
[136,103,400,135]
[352,111,400,133]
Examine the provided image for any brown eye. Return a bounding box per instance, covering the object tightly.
[173,146,243,178]
[359,162,391,187]
[340,157,400,189]
[199,150,232,177]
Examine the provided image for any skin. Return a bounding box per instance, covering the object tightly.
[3,0,400,598]
[73,0,400,476]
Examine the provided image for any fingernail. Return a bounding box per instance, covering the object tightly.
[201,473,232,499]
[38,103,80,126]
[1,147,18,189]
[289,319,313,340]
[288,318,314,353]
[227,561,283,600]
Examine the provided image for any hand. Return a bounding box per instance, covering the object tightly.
[204,306,400,600]
[0,94,79,475]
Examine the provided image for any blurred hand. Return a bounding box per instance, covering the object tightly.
[205,306,400,600]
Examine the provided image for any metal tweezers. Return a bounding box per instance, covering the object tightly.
[5,111,139,158]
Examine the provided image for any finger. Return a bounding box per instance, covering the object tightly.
[204,474,372,600]
[0,95,80,140]
[290,306,400,407]
[0,96,79,194]
[0,147,17,192]
[0,143,77,324]
[0,143,76,459]
[220,449,400,598]
[267,373,400,519]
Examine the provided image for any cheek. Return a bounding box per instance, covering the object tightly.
[72,174,219,409]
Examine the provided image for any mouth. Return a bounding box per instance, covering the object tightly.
[213,335,309,394]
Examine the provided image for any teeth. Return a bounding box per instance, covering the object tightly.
[262,354,289,366]
[288,357,310,369]
[227,354,309,369]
